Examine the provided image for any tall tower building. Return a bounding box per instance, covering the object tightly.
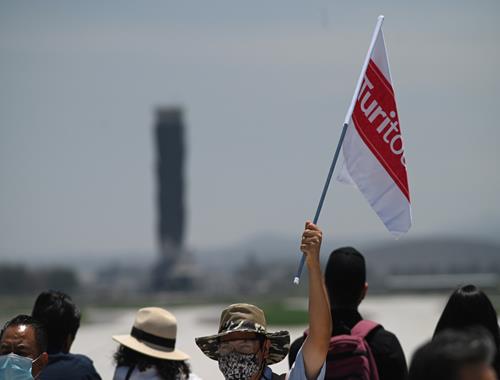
[151,106,187,290]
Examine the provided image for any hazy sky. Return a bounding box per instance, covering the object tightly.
[1,1,499,261]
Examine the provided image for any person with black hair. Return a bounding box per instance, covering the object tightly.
[409,328,497,380]
[433,284,500,375]
[288,246,408,380]
[112,307,201,380]
[31,290,101,380]
[0,314,49,379]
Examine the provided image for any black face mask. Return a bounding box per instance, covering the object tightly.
[218,351,263,380]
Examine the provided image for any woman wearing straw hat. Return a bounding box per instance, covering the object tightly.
[112,307,201,380]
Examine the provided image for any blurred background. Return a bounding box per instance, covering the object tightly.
[1,1,499,378]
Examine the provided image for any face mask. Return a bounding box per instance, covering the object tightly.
[0,353,39,380]
[218,351,262,380]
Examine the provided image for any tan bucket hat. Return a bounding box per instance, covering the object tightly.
[112,307,189,361]
[195,303,290,365]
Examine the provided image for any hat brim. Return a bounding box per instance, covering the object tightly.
[195,329,290,365]
[113,334,190,361]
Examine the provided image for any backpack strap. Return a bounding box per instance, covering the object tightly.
[350,320,380,339]
[350,320,381,380]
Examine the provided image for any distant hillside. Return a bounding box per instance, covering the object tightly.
[194,235,500,293]
[195,235,500,270]
[6,233,497,295]
[363,238,500,275]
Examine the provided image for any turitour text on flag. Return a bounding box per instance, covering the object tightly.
[337,15,412,235]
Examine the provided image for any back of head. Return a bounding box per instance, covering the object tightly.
[325,247,366,308]
[32,290,81,353]
[410,327,496,380]
[1,314,48,355]
[113,306,191,380]
[114,345,191,380]
[434,285,500,344]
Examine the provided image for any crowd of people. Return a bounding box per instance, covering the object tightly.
[0,221,499,380]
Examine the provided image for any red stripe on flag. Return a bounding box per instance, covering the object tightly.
[352,59,410,201]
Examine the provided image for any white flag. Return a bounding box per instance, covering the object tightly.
[337,16,412,235]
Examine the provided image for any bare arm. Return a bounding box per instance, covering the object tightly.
[300,221,331,379]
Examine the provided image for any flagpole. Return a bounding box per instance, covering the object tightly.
[293,122,349,284]
[293,15,385,285]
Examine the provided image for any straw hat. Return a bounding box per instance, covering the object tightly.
[112,307,189,361]
[195,303,290,365]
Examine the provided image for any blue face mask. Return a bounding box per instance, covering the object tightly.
[0,353,39,380]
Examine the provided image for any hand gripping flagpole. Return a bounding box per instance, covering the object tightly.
[293,15,385,285]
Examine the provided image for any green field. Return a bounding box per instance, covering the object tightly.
[261,303,308,326]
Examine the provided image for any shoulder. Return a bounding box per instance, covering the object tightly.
[288,345,326,380]
[365,326,408,379]
[71,353,99,368]
[43,353,101,379]
[70,353,96,364]
[367,326,405,354]
[62,353,101,378]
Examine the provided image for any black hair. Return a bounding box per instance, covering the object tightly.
[433,284,500,373]
[114,345,191,380]
[1,314,48,354]
[32,290,81,353]
[324,247,366,308]
[409,327,495,380]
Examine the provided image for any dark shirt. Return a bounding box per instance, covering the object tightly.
[40,352,102,380]
[289,308,408,380]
